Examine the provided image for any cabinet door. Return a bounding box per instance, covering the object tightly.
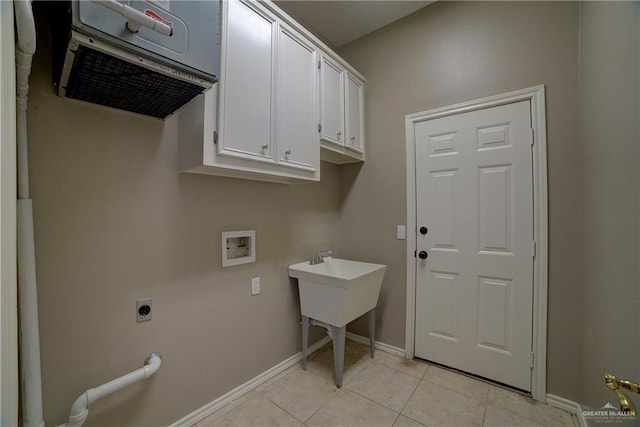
[345,72,364,153]
[218,0,276,162]
[319,55,345,147]
[276,25,318,171]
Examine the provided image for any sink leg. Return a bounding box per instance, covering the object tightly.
[369,308,376,359]
[301,316,310,370]
[332,325,346,388]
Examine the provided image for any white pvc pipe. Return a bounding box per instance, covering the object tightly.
[58,353,162,427]
[92,0,173,36]
[16,49,31,200]
[14,0,34,200]
[17,200,44,427]
[14,0,35,55]
[13,2,43,427]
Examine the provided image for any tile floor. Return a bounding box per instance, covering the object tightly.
[195,340,578,427]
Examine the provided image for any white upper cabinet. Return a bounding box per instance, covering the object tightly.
[276,24,318,172]
[178,0,364,183]
[218,0,276,163]
[345,72,364,154]
[319,55,365,164]
[320,55,345,147]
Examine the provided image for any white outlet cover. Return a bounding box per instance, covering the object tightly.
[251,277,260,295]
[397,225,406,240]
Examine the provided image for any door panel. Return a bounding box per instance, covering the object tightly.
[430,271,459,340]
[478,165,512,253]
[219,0,275,161]
[414,100,533,391]
[431,169,458,250]
[477,276,512,351]
[276,24,318,171]
[345,73,364,153]
[319,55,344,146]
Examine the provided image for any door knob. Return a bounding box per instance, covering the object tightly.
[419,226,428,235]
[418,251,428,259]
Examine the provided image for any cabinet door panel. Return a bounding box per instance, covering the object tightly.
[277,25,318,171]
[345,73,364,153]
[320,55,344,146]
[219,0,275,162]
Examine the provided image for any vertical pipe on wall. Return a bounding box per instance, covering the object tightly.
[13,1,44,426]
[17,200,43,427]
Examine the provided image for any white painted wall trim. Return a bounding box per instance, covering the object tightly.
[0,1,19,425]
[169,336,332,427]
[404,85,549,402]
[172,333,406,426]
[546,394,587,427]
[345,331,405,358]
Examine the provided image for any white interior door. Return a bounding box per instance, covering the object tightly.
[414,100,534,391]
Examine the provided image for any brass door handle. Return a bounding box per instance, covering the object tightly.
[604,373,640,416]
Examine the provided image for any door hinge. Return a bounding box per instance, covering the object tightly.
[318,123,322,133]
[530,128,534,146]
[531,351,535,368]
[532,240,537,258]
[213,130,218,144]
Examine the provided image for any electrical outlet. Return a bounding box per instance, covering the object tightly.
[251,277,260,295]
[136,298,152,322]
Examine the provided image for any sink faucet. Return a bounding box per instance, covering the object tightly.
[311,250,333,265]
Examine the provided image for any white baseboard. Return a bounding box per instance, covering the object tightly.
[169,336,331,427]
[171,333,406,426]
[345,332,406,358]
[546,394,587,427]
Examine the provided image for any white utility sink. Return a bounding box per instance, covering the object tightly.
[289,258,387,327]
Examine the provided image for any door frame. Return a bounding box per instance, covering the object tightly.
[1,0,19,424]
[404,85,548,402]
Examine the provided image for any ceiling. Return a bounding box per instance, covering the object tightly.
[274,1,433,48]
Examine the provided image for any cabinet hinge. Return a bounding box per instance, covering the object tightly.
[318,60,321,70]
[318,123,321,133]
[213,130,218,144]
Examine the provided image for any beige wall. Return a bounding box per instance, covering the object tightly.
[29,1,640,423]
[29,37,339,426]
[338,2,582,400]
[579,2,640,410]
